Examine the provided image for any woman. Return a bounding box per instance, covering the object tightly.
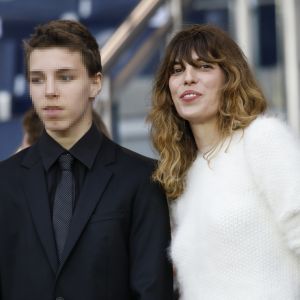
[148,24,300,299]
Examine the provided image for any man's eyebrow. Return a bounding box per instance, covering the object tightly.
[29,68,78,74]
[56,68,77,72]
[29,70,43,75]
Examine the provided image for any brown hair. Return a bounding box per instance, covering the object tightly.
[23,19,102,77]
[92,110,111,139]
[22,107,44,145]
[148,24,267,200]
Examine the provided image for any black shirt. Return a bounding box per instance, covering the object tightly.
[38,124,103,216]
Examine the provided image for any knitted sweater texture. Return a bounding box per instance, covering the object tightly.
[171,116,300,300]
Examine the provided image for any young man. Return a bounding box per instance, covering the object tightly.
[0,20,173,300]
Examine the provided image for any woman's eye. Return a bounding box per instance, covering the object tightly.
[198,61,214,70]
[172,66,183,74]
[199,63,213,70]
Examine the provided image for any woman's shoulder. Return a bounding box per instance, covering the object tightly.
[245,114,296,143]
[247,114,289,132]
[243,114,300,162]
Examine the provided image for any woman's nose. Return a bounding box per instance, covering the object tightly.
[183,67,198,85]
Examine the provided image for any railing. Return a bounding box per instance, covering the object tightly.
[95,0,192,135]
[101,0,165,73]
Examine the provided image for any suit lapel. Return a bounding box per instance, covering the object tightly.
[21,146,58,274]
[57,137,116,273]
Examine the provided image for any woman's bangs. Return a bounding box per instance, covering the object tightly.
[169,36,222,68]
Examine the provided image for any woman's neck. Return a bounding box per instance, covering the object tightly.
[190,119,221,154]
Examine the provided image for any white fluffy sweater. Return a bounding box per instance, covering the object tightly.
[171,116,300,300]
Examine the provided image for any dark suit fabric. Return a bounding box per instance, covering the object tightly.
[0,135,173,300]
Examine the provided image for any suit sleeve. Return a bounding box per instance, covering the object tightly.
[129,169,174,300]
[244,117,300,255]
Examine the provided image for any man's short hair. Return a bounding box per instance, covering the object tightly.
[23,19,102,78]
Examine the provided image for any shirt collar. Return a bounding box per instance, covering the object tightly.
[38,123,103,171]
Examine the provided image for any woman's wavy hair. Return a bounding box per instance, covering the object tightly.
[148,24,267,200]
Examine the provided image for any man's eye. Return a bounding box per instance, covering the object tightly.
[59,74,74,81]
[30,77,43,84]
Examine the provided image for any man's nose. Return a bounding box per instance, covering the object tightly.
[45,77,58,97]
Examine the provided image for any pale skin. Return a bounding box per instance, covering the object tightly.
[29,47,102,149]
[168,51,225,154]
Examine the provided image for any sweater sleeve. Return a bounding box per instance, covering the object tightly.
[244,116,300,255]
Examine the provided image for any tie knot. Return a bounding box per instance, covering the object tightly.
[58,153,74,171]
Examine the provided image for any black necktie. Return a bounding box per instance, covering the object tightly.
[53,153,74,262]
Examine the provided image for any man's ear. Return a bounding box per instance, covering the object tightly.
[90,72,102,99]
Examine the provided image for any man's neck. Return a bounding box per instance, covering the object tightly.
[46,121,92,150]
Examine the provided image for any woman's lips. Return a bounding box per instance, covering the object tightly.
[180,90,202,102]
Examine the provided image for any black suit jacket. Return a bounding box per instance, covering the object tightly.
[0,135,173,300]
